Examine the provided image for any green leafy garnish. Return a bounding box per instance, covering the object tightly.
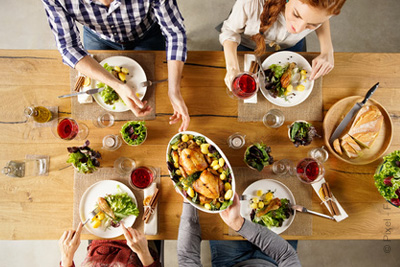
[252,198,291,228]
[120,121,147,146]
[66,140,101,174]
[105,188,139,221]
[374,150,400,206]
[244,143,273,171]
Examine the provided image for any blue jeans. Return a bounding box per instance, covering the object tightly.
[237,38,307,52]
[83,23,165,51]
[209,240,298,267]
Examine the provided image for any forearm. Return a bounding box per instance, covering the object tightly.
[315,20,333,54]
[60,257,74,267]
[177,203,202,267]
[237,219,301,267]
[223,40,240,72]
[137,250,155,267]
[167,60,184,97]
[75,55,125,94]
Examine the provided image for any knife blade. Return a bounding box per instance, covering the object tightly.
[58,87,105,99]
[329,82,379,144]
[291,204,335,220]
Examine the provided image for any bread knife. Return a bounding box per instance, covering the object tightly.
[329,82,379,145]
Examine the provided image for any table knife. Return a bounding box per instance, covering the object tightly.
[329,82,379,144]
[291,204,335,220]
[58,87,105,99]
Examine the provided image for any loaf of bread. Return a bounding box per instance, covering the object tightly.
[332,105,383,158]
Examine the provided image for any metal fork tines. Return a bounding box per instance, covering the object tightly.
[239,195,248,201]
[140,78,168,88]
[83,207,99,226]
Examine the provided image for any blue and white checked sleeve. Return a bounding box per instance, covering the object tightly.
[153,0,187,62]
[42,0,88,68]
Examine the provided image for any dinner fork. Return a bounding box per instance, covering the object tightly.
[82,207,99,226]
[140,78,168,88]
[239,195,249,201]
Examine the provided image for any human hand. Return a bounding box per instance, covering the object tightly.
[116,83,152,117]
[220,193,244,231]
[59,222,83,267]
[168,91,190,132]
[309,52,334,80]
[121,222,154,266]
[224,67,240,91]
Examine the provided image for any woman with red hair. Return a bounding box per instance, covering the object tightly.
[220,0,346,88]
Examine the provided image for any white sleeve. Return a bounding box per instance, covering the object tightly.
[219,0,251,46]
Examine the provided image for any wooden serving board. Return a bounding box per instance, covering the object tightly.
[323,96,393,165]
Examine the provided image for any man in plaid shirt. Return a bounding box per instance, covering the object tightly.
[42,0,189,131]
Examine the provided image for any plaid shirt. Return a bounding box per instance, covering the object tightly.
[42,0,187,68]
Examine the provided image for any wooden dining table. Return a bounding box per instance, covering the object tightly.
[0,50,399,241]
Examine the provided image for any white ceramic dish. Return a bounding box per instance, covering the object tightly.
[261,51,314,107]
[166,131,236,214]
[93,56,147,112]
[240,179,296,234]
[79,180,138,238]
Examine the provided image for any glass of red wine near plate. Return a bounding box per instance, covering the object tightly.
[51,117,89,141]
[129,166,159,190]
[227,72,259,100]
[295,158,325,184]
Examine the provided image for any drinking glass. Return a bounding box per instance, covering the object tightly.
[114,157,136,175]
[92,112,114,128]
[129,166,158,190]
[263,109,285,128]
[51,117,89,141]
[231,72,259,100]
[2,159,48,177]
[272,159,295,176]
[295,158,325,184]
[102,134,122,151]
[308,146,329,163]
[227,132,246,149]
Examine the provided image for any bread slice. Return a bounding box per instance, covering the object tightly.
[348,105,383,149]
[342,134,362,154]
[333,139,342,155]
[340,139,359,159]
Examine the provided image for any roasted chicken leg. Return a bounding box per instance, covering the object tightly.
[192,169,223,199]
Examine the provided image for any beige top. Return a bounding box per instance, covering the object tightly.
[219,0,318,50]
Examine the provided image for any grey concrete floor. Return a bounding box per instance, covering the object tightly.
[1,0,400,266]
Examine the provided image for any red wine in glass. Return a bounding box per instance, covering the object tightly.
[296,158,324,184]
[130,167,154,189]
[57,118,79,140]
[231,73,258,99]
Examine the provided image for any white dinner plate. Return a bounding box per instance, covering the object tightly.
[92,56,147,112]
[79,180,138,238]
[240,179,296,234]
[261,51,314,107]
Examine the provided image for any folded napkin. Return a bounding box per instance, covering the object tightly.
[243,54,258,104]
[144,183,158,235]
[311,178,349,222]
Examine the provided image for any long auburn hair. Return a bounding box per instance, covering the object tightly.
[252,0,346,56]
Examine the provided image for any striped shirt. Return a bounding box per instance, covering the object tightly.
[42,0,187,68]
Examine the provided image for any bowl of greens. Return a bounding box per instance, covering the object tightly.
[374,150,400,207]
[67,140,101,174]
[288,120,319,147]
[244,143,274,171]
[120,121,147,146]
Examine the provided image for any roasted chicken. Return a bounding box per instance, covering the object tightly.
[193,169,223,200]
[178,141,208,176]
[280,62,296,88]
[256,198,281,217]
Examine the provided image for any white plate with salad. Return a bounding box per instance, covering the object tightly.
[79,180,139,238]
[92,56,147,112]
[261,51,314,107]
[240,179,296,234]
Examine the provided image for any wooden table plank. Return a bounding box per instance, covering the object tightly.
[0,50,399,240]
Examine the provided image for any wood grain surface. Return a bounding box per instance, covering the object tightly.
[0,50,399,240]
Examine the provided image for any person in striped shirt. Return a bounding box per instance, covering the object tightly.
[42,0,189,131]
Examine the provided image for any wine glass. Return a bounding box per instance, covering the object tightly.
[272,159,295,176]
[51,117,89,141]
[129,166,159,190]
[295,158,325,184]
[230,72,259,100]
[308,146,329,163]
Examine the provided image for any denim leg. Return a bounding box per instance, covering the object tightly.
[209,240,255,267]
[131,23,165,51]
[282,38,307,52]
[83,26,123,50]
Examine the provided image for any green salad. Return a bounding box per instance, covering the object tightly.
[121,121,147,146]
[244,143,273,171]
[250,191,292,228]
[97,63,125,105]
[374,150,400,207]
[67,140,101,174]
